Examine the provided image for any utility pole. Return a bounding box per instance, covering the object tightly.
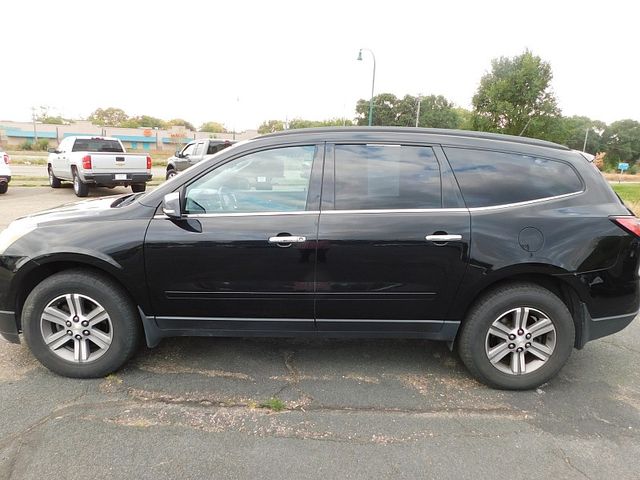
[583,127,590,152]
[415,95,422,128]
[31,107,38,142]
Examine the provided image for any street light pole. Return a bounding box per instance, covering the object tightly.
[357,48,376,126]
[415,95,422,128]
[583,127,590,152]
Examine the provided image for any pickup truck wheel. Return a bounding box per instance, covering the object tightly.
[22,270,141,378]
[457,283,574,390]
[166,168,177,180]
[0,183,7,194]
[73,171,89,197]
[131,183,146,193]
[48,167,62,188]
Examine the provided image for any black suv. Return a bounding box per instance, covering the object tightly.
[1,128,638,389]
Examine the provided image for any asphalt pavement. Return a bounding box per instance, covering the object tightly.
[0,187,639,479]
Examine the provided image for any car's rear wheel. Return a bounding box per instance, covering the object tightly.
[457,283,574,390]
[73,170,89,197]
[166,168,177,180]
[22,270,141,378]
[48,166,62,188]
[0,183,7,194]
[131,183,146,193]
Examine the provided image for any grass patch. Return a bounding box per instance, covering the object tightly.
[612,184,640,203]
[259,397,286,412]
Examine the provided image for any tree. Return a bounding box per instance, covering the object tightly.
[602,119,640,166]
[167,119,195,131]
[355,93,400,126]
[258,120,286,134]
[34,106,69,125]
[200,121,226,133]
[471,50,561,139]
[88,107,129,127]
[550,116,606,153]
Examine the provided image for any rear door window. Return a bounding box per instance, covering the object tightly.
[334,144,441,210]
[444,147,583,208]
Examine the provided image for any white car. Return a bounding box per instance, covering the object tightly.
[0,151,10,194]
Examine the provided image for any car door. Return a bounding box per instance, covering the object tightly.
[315,143,471,334]
[176,142,196,171]
[189,141,205,167]
[52,138,69,178]
[144,143,324,333]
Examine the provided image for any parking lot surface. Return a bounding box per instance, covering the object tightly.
[1,187,639,479]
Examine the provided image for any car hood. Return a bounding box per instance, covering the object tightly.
[14,194,131,226]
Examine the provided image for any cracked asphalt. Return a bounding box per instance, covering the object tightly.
[1,187,640,479]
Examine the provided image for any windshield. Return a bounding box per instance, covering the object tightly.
[72,139,124,153]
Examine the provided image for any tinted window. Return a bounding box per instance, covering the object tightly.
[185,145,315,214]
[72,139,123,152]
[334,145,441,210]
[207,142,232,154]
[445,148,583,208]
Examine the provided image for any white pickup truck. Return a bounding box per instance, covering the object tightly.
[47,136,152,197]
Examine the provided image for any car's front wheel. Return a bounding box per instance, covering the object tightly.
[22,270,141,378]
[166,168,177,180]
[131,183,146,193]
[0,182,7,194]
[457,283,574,390]
[48,167,62,188]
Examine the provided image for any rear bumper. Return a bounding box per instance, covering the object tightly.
[0,310,19,344]
[576,304,638,348]
[81,173,152,185]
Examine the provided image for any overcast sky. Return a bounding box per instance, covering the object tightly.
[2,0,638,131]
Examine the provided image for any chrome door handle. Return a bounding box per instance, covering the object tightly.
[425,234,462,242]
[269,235,307,244]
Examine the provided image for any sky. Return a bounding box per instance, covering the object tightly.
[1,0,639,131]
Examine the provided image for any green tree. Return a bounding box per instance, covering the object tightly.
[549,116,606,153]
[471,50,561,139]
[258,120,286,134]
[88,107,129,127]
[602,119,640,167]
[355,93,400,126]
[200,121,226,133]
[34,106,69,125]
[167,119,196,131]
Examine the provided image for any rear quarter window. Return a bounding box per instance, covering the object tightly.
[444,147,583,208]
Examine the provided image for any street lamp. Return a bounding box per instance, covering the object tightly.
[357,48,376,126]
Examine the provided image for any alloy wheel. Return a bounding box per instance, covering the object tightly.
[39,293,113,363]
[484,306,556,375]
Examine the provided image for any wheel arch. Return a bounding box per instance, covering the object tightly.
[13,256,144,332]
[454,269,586,348]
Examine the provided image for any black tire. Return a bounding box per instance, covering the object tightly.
[457,283,574,390]
[48,166,62,188]
[131,183,146,193]
[73,170,89,197]
[0,183,7,194]
[166,168,177,180]
[22,270,141,378]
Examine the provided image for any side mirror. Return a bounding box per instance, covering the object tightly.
[175,150,182,158]
[162,191,182,219]
[48,148,59,154]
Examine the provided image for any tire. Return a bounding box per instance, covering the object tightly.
[48,166,62,188]
[22,269,141,378]
[0,183,7,194]
[457,283,574,390]
[166,168,177,180]
[131,183,146,193]
[73,170,89,197]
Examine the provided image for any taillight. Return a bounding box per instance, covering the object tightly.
[146,155,152,170]
[82,155,92,169]
[3,154,9,164]
[612,216,640,238]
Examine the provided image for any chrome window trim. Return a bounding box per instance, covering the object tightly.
[466,190,584,212]
[322,208,468,214]
[154,210,320,219]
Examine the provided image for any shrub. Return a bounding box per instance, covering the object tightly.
[19,140,33,150]
[34,139,50,151]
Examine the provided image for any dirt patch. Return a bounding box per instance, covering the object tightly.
[0,342,39,381]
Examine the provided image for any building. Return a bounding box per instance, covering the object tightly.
[0,120,258,151]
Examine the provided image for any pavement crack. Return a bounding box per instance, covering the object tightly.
[557,448,593,480]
